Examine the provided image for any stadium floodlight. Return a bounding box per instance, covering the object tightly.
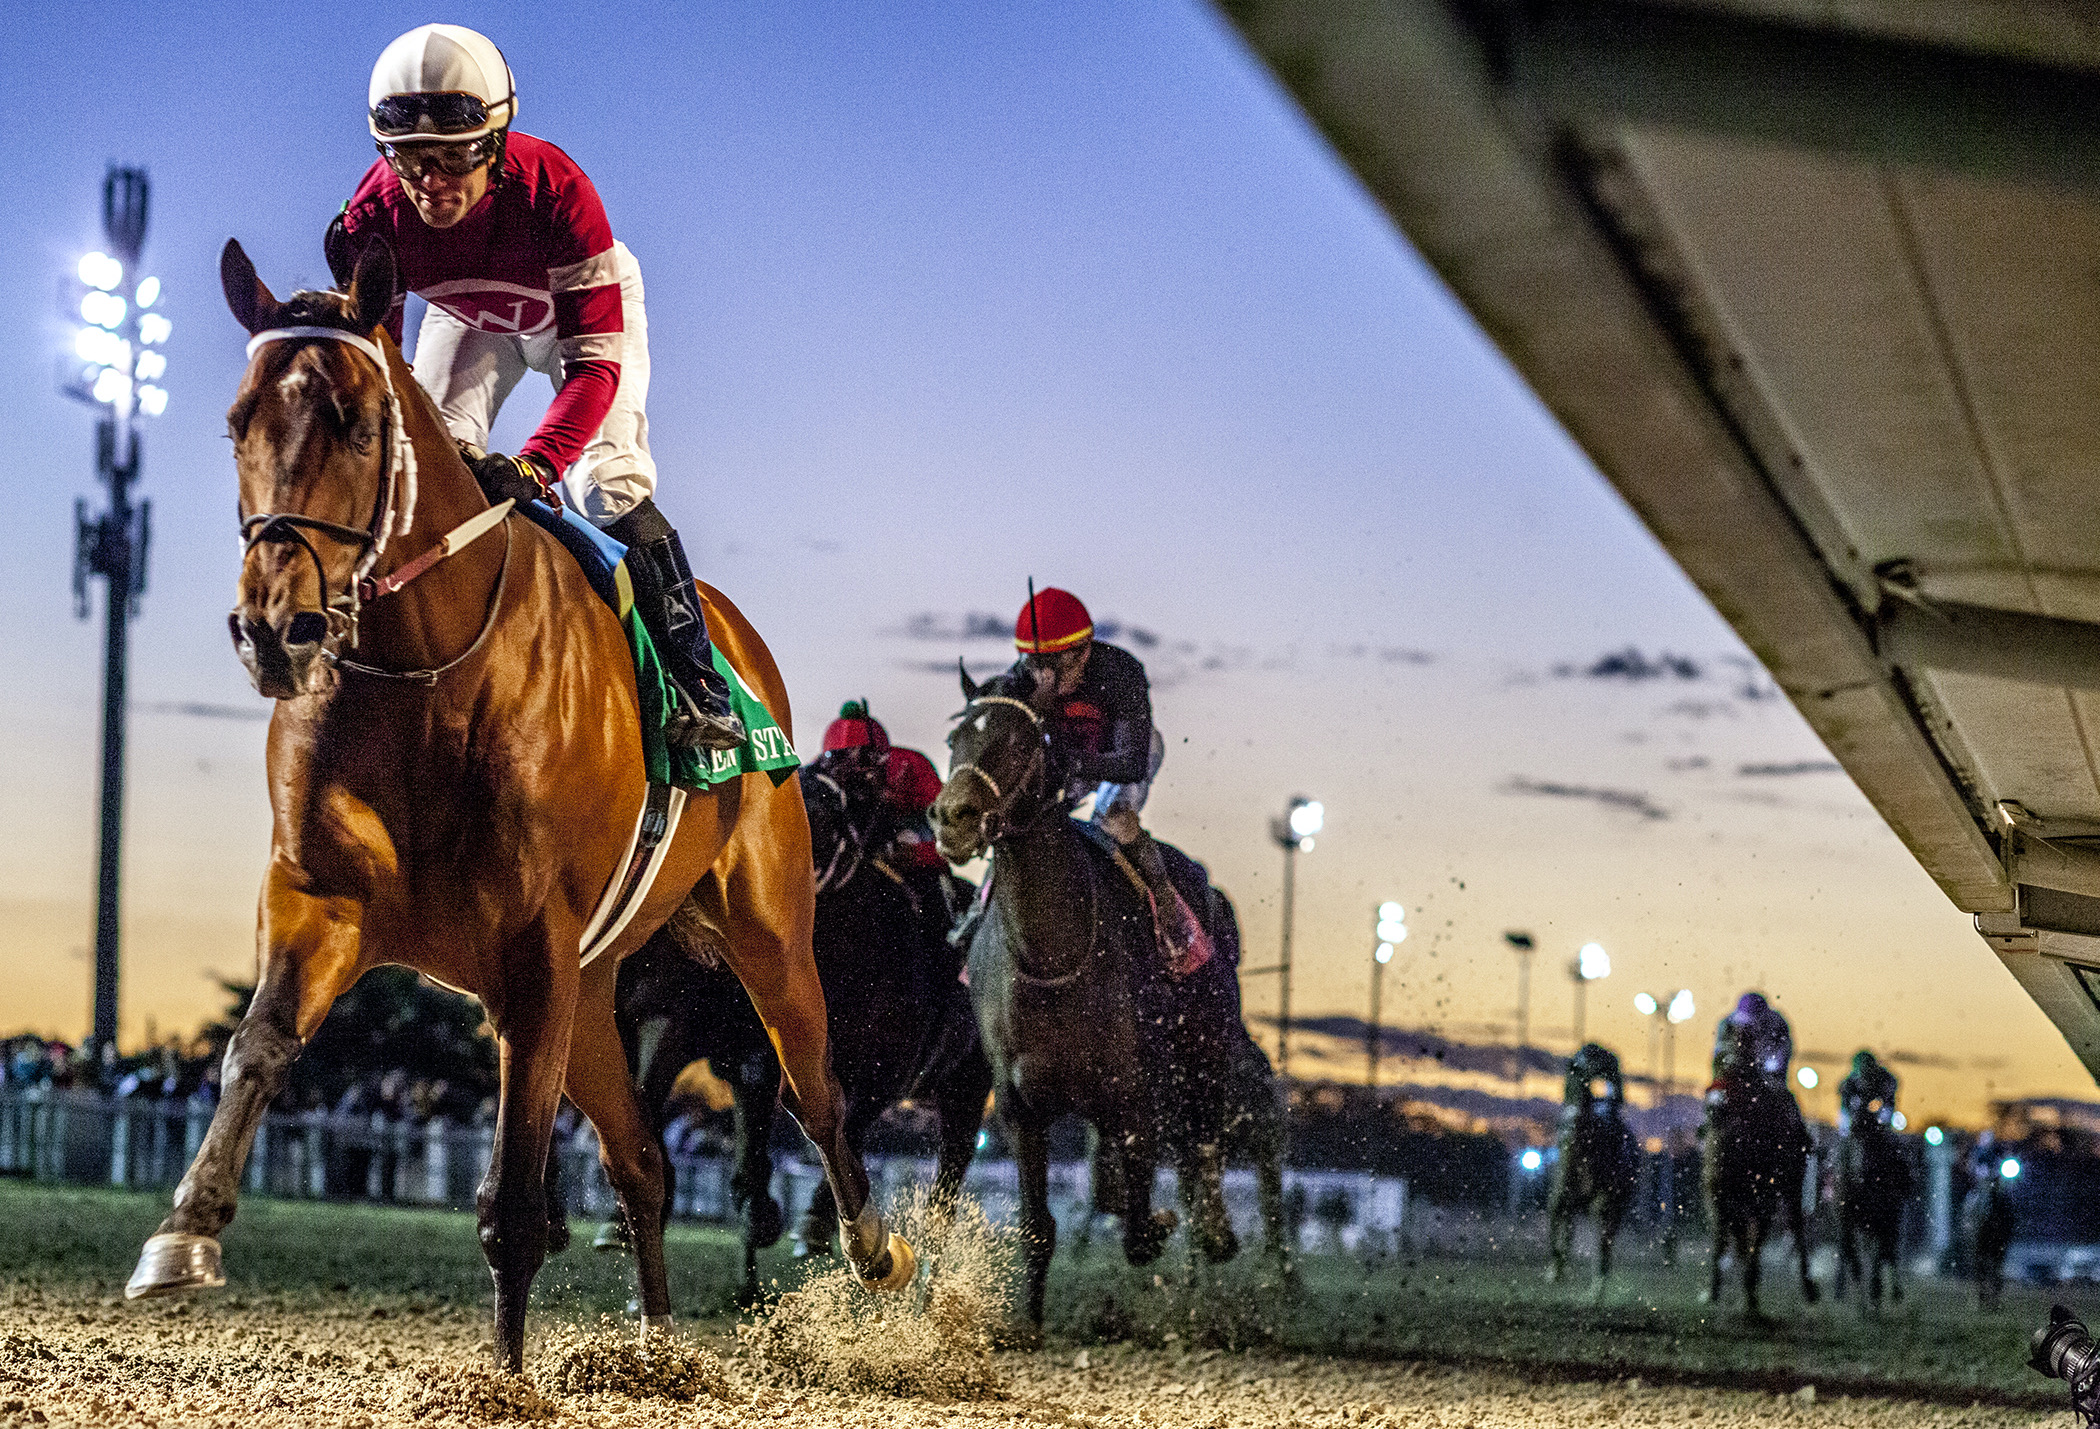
[1288,798,1324,842]
[1924,1125,1944,1146]
[81,291,126,329]
[1577,942,1610,981]
[1377,901,1407,946]
[1891,1111,1907,1131]
[1797,1066,1819,1089]
[2001,1157,2022,1180]
[1519,1148,1543,1172]
[1667,989,1695,1024]
[135,350,165,382]
[91,368,130,406]
[138,313,172,346]
[136,385,167,418]
[1633,992,1658,1016]
[78,251,123,290]
[134,275,160,308]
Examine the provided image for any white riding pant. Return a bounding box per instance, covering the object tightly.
[1088,728,1168,845]
[411,240,655,528]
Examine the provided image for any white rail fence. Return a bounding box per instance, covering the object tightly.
[0,1087,1410,1250]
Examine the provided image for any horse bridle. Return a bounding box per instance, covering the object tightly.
[237,326,420,653]
[807,770,868,894]
[946,695,1054,845]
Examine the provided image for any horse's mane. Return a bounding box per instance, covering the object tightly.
[274,289,362,329]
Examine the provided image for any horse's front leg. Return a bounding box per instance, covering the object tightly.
[1789,1180,1820,1305]
[1013,1102,1057,1331]
[563,960,672,1330]
[128,879,364,1298]
[480,936,578,1372]
[929,1040,992,1224]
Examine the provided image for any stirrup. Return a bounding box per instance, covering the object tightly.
[664,681,746,752]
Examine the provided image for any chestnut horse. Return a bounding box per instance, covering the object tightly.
[123,239,911,1370]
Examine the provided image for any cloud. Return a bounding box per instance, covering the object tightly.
[1554,647,1702,682]
[1500,776,1669,821]
[1738,761,1842,777]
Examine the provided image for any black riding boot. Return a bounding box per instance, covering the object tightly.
[609,498,746,753]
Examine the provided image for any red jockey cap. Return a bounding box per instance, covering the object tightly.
[1014,587,1093,653]
[821,700,891,754]
[883,747,945,815]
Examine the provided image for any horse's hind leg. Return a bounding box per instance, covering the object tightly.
[1546,1174,1572,1284]
[129,887,364,1298]
[1788,1179,1819,1305]
[729,1055,783,1306]
[705,832,911,1290]
[563,965,672,1329]
[928,1039,992,1224]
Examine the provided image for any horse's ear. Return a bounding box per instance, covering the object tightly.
[347,238,396,337]
[220,239,278,335]
[958,657,979,703]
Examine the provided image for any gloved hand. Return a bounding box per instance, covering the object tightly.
[468,449,559,508]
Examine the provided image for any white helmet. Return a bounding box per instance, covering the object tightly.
[367,24,516,144]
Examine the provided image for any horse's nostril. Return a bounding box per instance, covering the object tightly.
[286,611,328,646]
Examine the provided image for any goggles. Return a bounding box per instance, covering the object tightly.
[370,91,493,138]
[378,135,498,181]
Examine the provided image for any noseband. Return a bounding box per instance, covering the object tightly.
[238,326,420,651]
[947,695,1052,845]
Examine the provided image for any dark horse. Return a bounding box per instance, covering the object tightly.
[1084,889,1288,1266]
[585,758,992,1304]
[1547,1072,1640,1297]
[125,242,910,1371]
[1832,1105,1912,1312]
[1699,1028,1819,1318]
[1961,1157,2017,1310]
[930,669,1239,1329]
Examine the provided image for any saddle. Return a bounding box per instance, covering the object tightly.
[514,500,796,791]
[1073,820,1222,979]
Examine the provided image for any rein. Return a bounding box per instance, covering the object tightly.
[949,693,1090,988]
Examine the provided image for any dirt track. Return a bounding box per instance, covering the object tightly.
[0,1287,2061,1429]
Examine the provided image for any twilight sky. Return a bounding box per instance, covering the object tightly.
[0,0,2085,1124]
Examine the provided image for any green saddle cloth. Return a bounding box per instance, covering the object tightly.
[515,500,797,792]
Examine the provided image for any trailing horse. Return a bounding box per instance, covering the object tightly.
[1547,1092,1640,1297]
[1961,1166,2016,1310]
[1082,890,1287,1267]
[930,668,1239,1329]
[1699,1031,1819,1318]
[1831,1107,1913,1313]
[584,764,991,1304]
[124,241,910,1371]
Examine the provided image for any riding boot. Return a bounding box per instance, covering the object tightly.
[609,499,746,753]
[1122,831,1209,973]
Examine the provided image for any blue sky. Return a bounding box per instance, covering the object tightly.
[0,0,2083,1121]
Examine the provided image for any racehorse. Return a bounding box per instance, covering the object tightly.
[1961,1162,2016,1310]
[1082,890,1287,1267]
[584,765,990,1303]
[929,667,1237,1329]
[1831,1102,1912,1312]
[1547,1083,1640,1297]
[1699,1027,1819,1318]
[124,240,910,1371]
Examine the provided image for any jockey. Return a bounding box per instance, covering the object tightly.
[1009,587,1203,965]
[326,23,742,752]
[812,703,957,947]
[1559,1042,1626,1130]
[1835,1049,1899,1136]
[1712,992,1793,1084]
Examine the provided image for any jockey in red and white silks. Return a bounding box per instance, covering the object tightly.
[326,23,743,753]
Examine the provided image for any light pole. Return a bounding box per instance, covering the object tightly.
[1243,795,1322,1082]
[1663,988,1695,1114]
[1505,930,1535,1092]
[1634,992,1664,1096]
[1568,942,1610,1049]
[1367,900,1406,1086]
[60,166,168,1058]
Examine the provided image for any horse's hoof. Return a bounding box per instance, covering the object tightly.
[749,1197,785,1251]
[859,1233,917,1292]
[1198,1223,1240,1265]
[639,1313,675,1340]
[126,1234,225,1299]
[592,1219,631,1255]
